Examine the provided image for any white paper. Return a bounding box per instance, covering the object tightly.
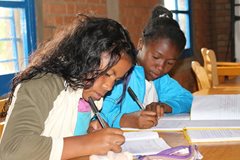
[121,131,170,155]
[122,120,240,131]
[160,113,190,120]
[186,129,240,142]
[191,94,240,120]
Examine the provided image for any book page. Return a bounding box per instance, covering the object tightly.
[153,120,240,131]
[121,131,170,155]
[160,113,190,120]
[122,120,240,132]
[191,95,240,120]
[185,129,240,143]
[122,113,190,131]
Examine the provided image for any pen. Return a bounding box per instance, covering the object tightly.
[88,97,106,128]
[127,87,145,110]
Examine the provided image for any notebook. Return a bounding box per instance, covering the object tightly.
[121,131,170,155]
[122,95,240,131]
[183,128,240,143]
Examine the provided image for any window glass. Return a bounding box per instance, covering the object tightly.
[0,0,24,1]
[178,13,190,48]
[164,0,176,10]
[0,7,27,75]
[0,0,35,96]
[164,0,189,11]
[164,0,191,54]
[177,0,189,11]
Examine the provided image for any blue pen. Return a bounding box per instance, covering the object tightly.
[127,87,145,110]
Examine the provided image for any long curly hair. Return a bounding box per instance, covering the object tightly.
[2,14,136,117]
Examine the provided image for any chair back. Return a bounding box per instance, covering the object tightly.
[191,61,211,90]
[201,48,219,86]
[0,98,7,137]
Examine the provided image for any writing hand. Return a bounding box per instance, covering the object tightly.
[145,102,164,119]
[85,128,125,155]
[120,110,158,129]
[62,128,124,159]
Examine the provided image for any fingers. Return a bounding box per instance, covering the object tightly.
[105,129,125,153]
[105,127,124,135]
[156,103,164,118]
[139,111,158,128]
[111,144,122,153]
[145,102,165,118]
[140,102,166,128]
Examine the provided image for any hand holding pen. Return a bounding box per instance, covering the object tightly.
[127,86,164,117]
[126,87,164,128]
[87,97,125,154]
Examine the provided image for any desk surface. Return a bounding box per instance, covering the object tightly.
[71,86,240,160]
[71,131,240,160]
[193,87,240,95]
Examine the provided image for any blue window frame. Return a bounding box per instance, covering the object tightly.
[164,0,192,58]
[0,0,36,96]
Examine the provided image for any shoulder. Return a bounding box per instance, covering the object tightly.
[153,74,180,88]
[19,73,65,100]
[154,74,172,83]
[131,65,145,75]
[128,66,145,82]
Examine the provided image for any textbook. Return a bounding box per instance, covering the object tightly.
[190,94,240,120]
[122,95,240,131]
[152,119,240,131]
[121,131,170,156]
[156,94,240,130]
[183,94,240,143]
[184,128,240,143]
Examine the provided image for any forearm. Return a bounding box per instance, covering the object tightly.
[62,128,124,159]
[62,136,94,159]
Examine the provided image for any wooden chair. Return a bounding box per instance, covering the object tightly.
[191,61,211,90]
[0,98,7,137]
[201,48,240,88]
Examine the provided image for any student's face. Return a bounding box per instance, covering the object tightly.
[137,38,179,81]
[82,52,132,101]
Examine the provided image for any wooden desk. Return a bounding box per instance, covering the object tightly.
[193,88,240,95]
[71,131,240,160]
[217,66,240,76]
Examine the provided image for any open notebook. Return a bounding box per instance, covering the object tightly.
[190,94,240,120]
[89,131,171,159]
[121,131,170,155]
[123,94,240,131]
[183,128,240,143]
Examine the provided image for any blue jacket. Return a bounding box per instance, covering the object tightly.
[101,66,193,128]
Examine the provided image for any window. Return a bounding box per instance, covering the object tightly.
[0,0,36,96]
[164,0,192,58]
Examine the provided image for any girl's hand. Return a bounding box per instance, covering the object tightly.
[120,102,166,129]
[145,102,164,119]
[62,128,125,159]
[120,110,158,129]
[85,128,125,154]
[88,120,109,133]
